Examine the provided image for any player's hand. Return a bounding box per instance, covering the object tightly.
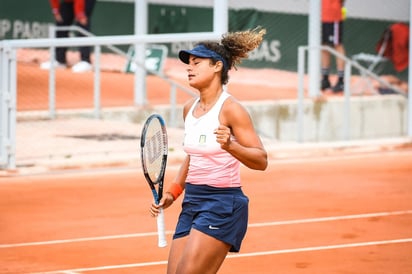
[149,193,174,217]
[214,125,232,149]
[77,16,88,26]
[53,13,63,23]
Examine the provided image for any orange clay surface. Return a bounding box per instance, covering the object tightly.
[16,63,299,111]
[15,51,353,111]
[1,150,412,273]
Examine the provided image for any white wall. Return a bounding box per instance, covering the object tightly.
[245,95,408,142]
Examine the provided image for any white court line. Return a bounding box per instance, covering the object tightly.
[30,238,412,273]
[226,238,412,258]
[0,231,164,248]
[248,209,412,228]
[2,209,412,249]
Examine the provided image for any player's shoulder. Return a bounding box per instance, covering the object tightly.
[222,95,245,113]
[183,97,198,119]
[221,95,251,124]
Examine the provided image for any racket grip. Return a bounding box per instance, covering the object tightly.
[157,207,167,248]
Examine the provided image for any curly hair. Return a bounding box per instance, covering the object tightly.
[198,27,266,85]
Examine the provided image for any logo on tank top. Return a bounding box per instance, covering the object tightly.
[199,134,206,144]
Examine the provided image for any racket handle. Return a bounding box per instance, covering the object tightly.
[157,207,167,248]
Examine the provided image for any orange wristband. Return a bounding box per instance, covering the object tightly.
[167,183,183,201]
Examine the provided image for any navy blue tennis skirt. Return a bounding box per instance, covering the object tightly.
[173,183,249,252]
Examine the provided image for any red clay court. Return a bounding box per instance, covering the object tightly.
[1,149,412,273]
[15,49,358,112]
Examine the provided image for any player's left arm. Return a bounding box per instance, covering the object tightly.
[216,98,268,171]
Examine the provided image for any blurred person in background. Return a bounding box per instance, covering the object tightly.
[321,0,346,93]
[41,0,96,73]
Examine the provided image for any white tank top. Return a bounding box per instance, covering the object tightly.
[183,91,241,188]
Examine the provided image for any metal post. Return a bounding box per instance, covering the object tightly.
[343,61,351,140]
[308,0,321,98]
[0,44,7,166]
[408,0,412,137]
[48,25,56,119]
[0,43,3,95]
[8,48,16,169]
[170,84,177,127]
[214,0,228,34]
[0,45,16,169]
[134,0,148,106]
[94,45,101,119]
[297,46,306,143]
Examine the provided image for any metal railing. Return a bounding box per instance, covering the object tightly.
[0,31,222,169]
[1,31,220,119]
[46,25,198,123]
[297,45,407,143]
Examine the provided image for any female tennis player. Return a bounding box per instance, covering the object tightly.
[150,27,268,274]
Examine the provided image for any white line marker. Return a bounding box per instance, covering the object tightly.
[249,209,412,228]
[0,231,173,248]
[227,238,412,258]
[3,210,412,249]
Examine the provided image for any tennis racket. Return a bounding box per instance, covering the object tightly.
[140,114,168,248]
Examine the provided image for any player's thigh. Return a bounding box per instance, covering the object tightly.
[167,236,188,274]
[177,229,231,274]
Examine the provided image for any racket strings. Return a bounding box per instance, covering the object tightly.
[144,122,166,182]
